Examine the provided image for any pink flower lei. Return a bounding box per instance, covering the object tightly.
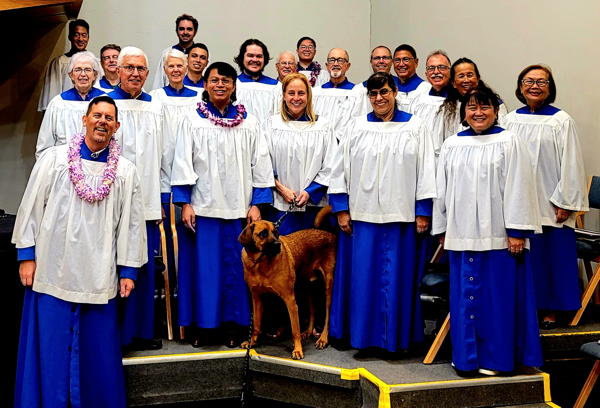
[68,132,120,203]
[197,101,246,128]
[309,61,321,87]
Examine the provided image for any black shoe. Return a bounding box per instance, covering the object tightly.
[126,337,163,351]
[540,320,557,330]
[191,336,203,348]
[451,363,478,378]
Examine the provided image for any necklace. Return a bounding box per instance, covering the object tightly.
[197,101,246,128]
[67,133,120,203]
[309,62,321,87]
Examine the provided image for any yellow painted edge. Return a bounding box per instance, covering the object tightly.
[387,373,543,388]
[545,403,561,408]
[123,349,247,361]
[359,368,391,408]
[340,368,361,380]
[252,352,343,373]
[541,372,553,403]
[541,330,600,337]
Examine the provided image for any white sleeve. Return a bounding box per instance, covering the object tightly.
[38,57,65,112]
[313,125,338,187]
[550,115,589,212]
[251,124,276,188]
[11,149,57,248]
[116,165,148,268]
[36,98,59,158]
[503,135,542,232]
[327,121,352,194]
[415,120,437,201]
[431,145,448,236]
[170,118,199,186]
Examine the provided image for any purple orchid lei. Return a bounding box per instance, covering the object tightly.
[68,132,120,203]
[309,61,321,87]
[197,101,246,128]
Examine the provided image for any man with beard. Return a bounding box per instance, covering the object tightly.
[408,50,452,161]
[108,46,165,351]
[313,48,356,140]
[393,44,431,111]
[96,44,121,92]
[38,19,90,111]
[184,43,209,89]
[13,95,147,407]
[351,45,395,117]
[296,36,329,87]
[234,38,278,124]
[152,14,199,89]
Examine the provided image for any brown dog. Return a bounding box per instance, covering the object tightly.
[238,207,336,359]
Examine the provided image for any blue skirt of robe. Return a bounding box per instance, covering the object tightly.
[15,289,126,408]
[120,221,160,345]
[448,249,543,372]
[263,206,321,235]
[329,220,425,351]
[529,226,581,311]
[177,216,250,328]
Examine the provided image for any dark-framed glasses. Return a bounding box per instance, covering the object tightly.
[299,45,315,51]
[393,57,415,64]
[368,88,392,98]
[209,78,233,86]
[371,55,392,61]
[121,65,148,73]
[521,78,550,87]
[326,57,348,64]
[426,65,450,72]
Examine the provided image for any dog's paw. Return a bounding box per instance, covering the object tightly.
[301,330,312,341]
[315,337,329,350]
[240,340,255,349]
[291,348,304,360]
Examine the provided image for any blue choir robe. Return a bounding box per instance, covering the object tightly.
[432,126,543,372]
[328,109,436,351]
[506,105,589,311]
[95,76,118,93]
[171,102,274,327]
[12,143,146,407]
[36,87,105,158]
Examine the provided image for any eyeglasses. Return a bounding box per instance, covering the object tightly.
[393,57,415,64]
[426,65,450,72]
[299,45,315,51]
[208,78,233,86]
[277,61,295,66]
[521,78,550,87]
[120,65,148,73]
[371,55,392,61]
[72,67,94,74]
[368,88,392,98]
[326,57,348,64]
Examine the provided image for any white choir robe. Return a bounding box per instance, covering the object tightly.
[408,90,448,161]
[505,105,589,311]
[36,87,105,158]
[313,81,357,142]
[298,68,330,87]
[108,86,164,221]
[444,101,509,138]
[349,81,371,118]
[38,54,74,111]
[236,73,279,125]
[395,75,431,112]
[267,115,337,212]
[149,85,200,197]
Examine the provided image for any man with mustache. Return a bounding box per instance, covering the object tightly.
[96,44,121,92]
[152,14,199,89]
[296,36,329,87]
[234,38,278,124]
[13,95,146,407]
[393,44,431,111]
[313,48,357,140]
[408,50,452,161]
[108,47,166,351]
[38,19,90,111]
[275,51,297,82]
[184,43,209,89]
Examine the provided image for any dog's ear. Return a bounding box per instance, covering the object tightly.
[238,223,258,252]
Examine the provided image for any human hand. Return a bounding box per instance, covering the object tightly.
[247,205,261,223]
[337,211,352,234]
[19,260,36,286]
[295,191,310,207]
[507,237,525,255]
[120,278,135,298]
[182,204,196,232]
[555,207,572,223]
[416,216,430,234]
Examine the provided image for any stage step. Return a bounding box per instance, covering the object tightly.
[124,341,556,408]
[541,321,600,358]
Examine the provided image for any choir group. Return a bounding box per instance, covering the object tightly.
[11,13,589,407]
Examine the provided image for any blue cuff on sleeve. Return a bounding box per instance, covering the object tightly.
[305,181,327,204]
[172,185,192,204]
[506,229,534,238]
[415,199,433,217]
[17,246,35,261]
[118,266,138,281]
[329,193,349,213]
[161,192,171,204]
[251,187,273,205]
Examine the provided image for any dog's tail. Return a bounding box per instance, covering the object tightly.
[313,205,333,229]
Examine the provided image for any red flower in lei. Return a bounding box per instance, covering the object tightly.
[67,132,121,203]
[197,101,246,128]
[309,62,321,87]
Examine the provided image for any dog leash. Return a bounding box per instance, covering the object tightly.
[273,200,297,230]
[240,309,254,407]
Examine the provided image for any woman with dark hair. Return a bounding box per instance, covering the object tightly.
[328,72,436,354]
[433,85,543,375]
[505,64,588,329]
[265,73,337,234]
[171,61,275,347]
[441,57,507,137]
[234,38,278,124]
